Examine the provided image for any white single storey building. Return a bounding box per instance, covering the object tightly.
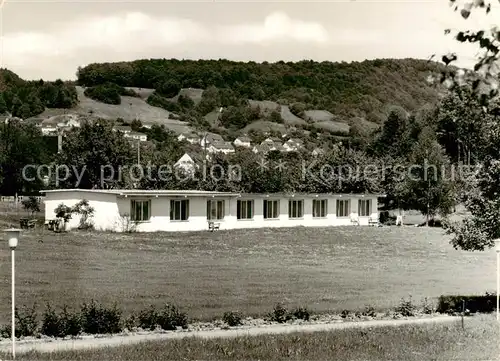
[41,189,384,232]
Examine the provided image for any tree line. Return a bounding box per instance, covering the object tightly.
[0,69,78,119]
[76,58,448,124]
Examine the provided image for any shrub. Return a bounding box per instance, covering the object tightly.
[421,297,435,314]
[41,304,62,337]
[123,314,137,331]
[21,196,40,217]
[340,309,350,319]
[15,304,38,337]
[436,293,496,314]
[0,324,9,338]
[59,306,82,337]
[291,307,310,321]
[268,110,283,123]
[290,102,306,117]
[395,296,416,317]
[147,92,181,112]
[268,303,291,323]
[223,311,243,327]
[178,94,195,109]
[41,304,81,338]
[80,300,122,335]
[83,83,122,105]
[138,305,159,330]
[118,213,138,233]
[157,304,188,331]
[121,88,139,97]
[361,305,376,317]
[156,79,181,98]
[55,204,72,222]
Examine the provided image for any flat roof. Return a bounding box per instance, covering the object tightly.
[238,193,386,198]
[40,189,239,197]
[40,189,385,198]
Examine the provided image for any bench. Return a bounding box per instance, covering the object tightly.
[208,221,220,232]
[368,217,379,226]
[20,218,37,229]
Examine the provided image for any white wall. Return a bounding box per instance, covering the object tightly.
[226,196,378,229]
[118,195,379,231]
[44,191,121,231]
[45,191,380,232]
[234,139,251,147]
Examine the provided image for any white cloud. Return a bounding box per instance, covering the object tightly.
[3,11,328,65]
[218,12,329,44]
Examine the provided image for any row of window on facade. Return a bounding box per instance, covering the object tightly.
[131,199,373,222]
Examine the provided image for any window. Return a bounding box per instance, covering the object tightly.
[170,199,189,221]
[237,200,254,220]
[313,199,328,218]
[263,200,279,219]
[207,199,225,220]
[336,199,350,217]
[288,200,304,219]
[358,199,372,217]
[131,200,151,222]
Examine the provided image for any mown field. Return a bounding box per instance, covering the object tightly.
[0,219,495,324]
[2,315,498,361]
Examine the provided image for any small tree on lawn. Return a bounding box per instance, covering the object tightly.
[54,204,73,232]
[71,199,95,230]
[21,196,40,218]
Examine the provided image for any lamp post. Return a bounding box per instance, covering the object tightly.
[5,228,20,359]
[496,239,500,322]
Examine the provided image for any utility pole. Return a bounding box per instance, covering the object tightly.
[426,149,430,227]
[203,131,208,163]
[57,128,63,153]
[137,139,140,165]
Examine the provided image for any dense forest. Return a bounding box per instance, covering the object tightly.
[76,58,449,124]
[0,69,78,119]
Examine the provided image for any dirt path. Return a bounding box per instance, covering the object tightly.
[0,315,460,354]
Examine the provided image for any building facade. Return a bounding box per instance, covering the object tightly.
[42,189,383,232]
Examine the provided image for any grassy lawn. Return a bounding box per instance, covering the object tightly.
[0,223,495,324]
[4,315,498,360]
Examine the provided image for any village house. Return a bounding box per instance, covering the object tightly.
[42,189,383,232]
[178,133,201,144]
[312,147,326,157]
[257,139,286,153]
[112,125,132,134]
[263,137,282,144]
[283,138,304,152]
[40,123,58,136]
[141,121,155,129]
[200,133,224,148]
[173,153,200,175]
[124,131,148,142]
[253,142,274,154]
[207,141,235,154]
[233,135,252,148]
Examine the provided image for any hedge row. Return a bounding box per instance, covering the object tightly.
[437,293,497,314]
[0,295,496,339]
[0,300,188,339]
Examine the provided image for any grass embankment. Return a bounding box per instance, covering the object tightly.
[2,315,497,361]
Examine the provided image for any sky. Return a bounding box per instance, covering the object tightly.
[0,0,498,80]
